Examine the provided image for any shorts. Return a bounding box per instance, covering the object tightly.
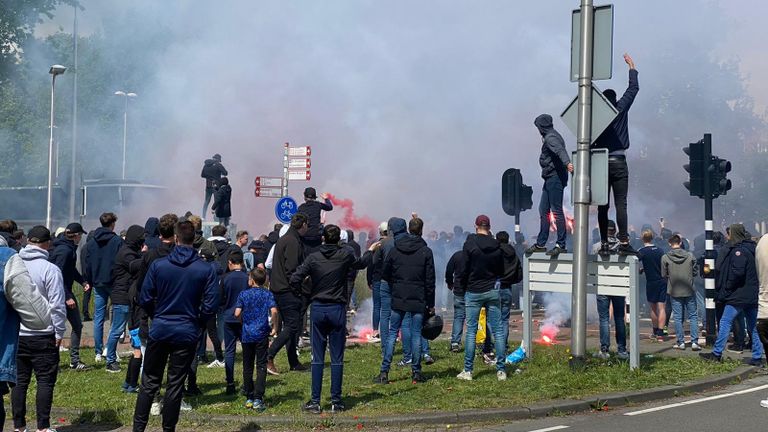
[646,281,667,304]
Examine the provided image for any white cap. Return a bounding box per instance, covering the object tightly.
[379,222,388,233]
[339,229,348,243]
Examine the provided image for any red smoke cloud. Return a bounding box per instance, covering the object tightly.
[326,193,378,233]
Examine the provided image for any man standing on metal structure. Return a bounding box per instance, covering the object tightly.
[201,154,228,220]
[593,53,639,257]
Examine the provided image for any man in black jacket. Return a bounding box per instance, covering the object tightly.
[49,222,89,370]
[84,212,124,363]
[105,225,145,373]
[267,213,308,375]
[497,231,522,346]
[201,153,228,219]
[298,187,333,254]
[446,249,467,352]
[291,225,376,414]
[526,114,573,257]
[594,53,639,257]
[457,215,506,382]
[376,217,435,385]
[212,176,232,226]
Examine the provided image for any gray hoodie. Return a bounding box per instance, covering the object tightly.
[18,245,67,340]
[661,248,696,298]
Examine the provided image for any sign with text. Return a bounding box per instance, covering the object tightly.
[288,158,311,169]
[254,176,283,188]
[288,146,312,157]
[254,187,283,198]
[288,169,311,181]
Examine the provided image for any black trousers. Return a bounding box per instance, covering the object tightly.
[268,291,302,368]
[242,338,269,401]
[204,315,223,361]
[758,319,768,362]
[133,338,197,432]
[11,335,59,431]
[598,158,629,243]
[83,288,92,317]
[66,299,83,365]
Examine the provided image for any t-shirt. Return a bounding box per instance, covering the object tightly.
[235,287,276,343]
[221,270,249,324]
[638,245,666,290]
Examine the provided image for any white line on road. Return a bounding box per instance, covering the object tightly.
[624,384,768,416]
[526,426,569,432]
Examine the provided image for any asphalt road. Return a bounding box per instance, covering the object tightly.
[481,373,768,432]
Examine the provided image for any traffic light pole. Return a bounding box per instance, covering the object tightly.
[571,0,594,369]
[702,134,716,346]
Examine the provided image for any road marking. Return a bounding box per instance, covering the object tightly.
[527,426,569,432]
[624,384,768,416]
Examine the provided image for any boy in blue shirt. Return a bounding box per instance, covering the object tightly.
[637,230,667,341]
[234,267,277,411]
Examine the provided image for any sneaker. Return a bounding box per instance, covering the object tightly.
[617,351,630,360]
[252,399,266,412]
[691,343,702,351]
[59,345,69,352]
[748,358,765,367]
[123,385,139,394]
[94,354,103,363]
[302,400,321,414]
[727,344,744,354]
[546,245,566,256]
[592,350,610,360]
[423,354,435,365]
[497,370,507,381]
[184,386,202,397]
[290,363,309,372]
[245,399,254,409]
[761,399,768,408]
[617,243,636,256]
[662,326,669,336]
[102,347,108,357]
[598,243,612,258]
[699,352,722,362]
[411,371,428,383]
[226,384,237,395]
[180,399,192,411]
[673,342,686,350]
[331,400,346,412]
[525,244,547,255]
[207,359,225,368]
[373,372,389,384]
[450,343,461,353]
[150,402,162,416]
[482,352,495,365]
[83,314,93,322]
[396,358,412,367]
[70,362,90,371]
[106,362,121,373]
[456,370,473,381]
[366,333,381,343]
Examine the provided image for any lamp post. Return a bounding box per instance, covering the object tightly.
[46,64,67,229]
[114,90,137,180]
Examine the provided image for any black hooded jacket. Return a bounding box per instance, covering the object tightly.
[212,184,232,218]
[593,69,639,154]
[461,233,504,293]
[382,234,436,313]
[290,244,372,304]
[134,240,175,307]
[535,114,570,185]
[715,225,759,307]
[499,243,523,287]
[49,236,86,301]
[297,199,333,241]
[371,217,407,283]
[84,227,124,288]
[201,159,228,188]
[0,232,20,252]
[144,217,161,250]
[270,228,305,295]
[111,225,145,306]
[445,250,467,296]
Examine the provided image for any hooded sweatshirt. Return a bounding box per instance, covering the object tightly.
[535,114,571,185]
[593,69,639,155]
[371,217,407,284]
[661,247,696,298]
[715,224,758,307]
[270,226,305,295]
[498,242,523,287]
[382,234,436,313]
[144,217,161,250]
[756,234,768,320]
[212,184,232,218]
[84,226,123,288]
[49,235,86,301]
[140,245,220,344]
[111,225,145,306]
[201,158,228,188]
[297,198,334,241]
[461,233,504,293]
[445,250,467,296]
[291,244,373,304]
[18,245,67,340]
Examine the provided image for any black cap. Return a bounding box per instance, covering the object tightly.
[304,187,317,199]
[248,240,266,251]
[27,226,51,243]
[213,153,222,161]
[65,222,87,235]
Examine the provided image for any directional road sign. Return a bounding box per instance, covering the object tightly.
[560,82,618,144]
[255,187,283,198]
[275,196,298,223]
[288,146,312,157]
[288,158,311,169]
[570,4,613,82]
[255,176,283,188]
[288,169,311,181]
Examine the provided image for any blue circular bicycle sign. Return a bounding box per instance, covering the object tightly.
[275,196,298,224]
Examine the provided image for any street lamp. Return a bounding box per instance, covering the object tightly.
[46,64,67,229]
[114,90,137,180]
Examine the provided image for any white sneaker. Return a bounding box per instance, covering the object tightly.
[59,345,69,352]
[95,354,103,363]
[150,401,162,416]
[592,350,610,360]
[206,359,224,368]
[102,347,107,357]
[456,370,473,381]
[673,342,686,350]
[180,399,192,411]
[761,399,768,408]
[497,370,507,381]
[691,343,702,351]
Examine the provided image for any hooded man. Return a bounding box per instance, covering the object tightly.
[144,217,161,250]
[105,225,145,373]
[366,222,388,342]
[526,114,573,257]
[701,224,764,364]
[201,153,228,219]
[593,53,639,257]
[661,234,700,350]
[0,220,20,252]
[297,187,333,254]
[212,176,232,227]
[371,217,408,356]
[496,231,522,347]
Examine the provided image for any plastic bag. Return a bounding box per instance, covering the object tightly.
[505,343,526,364]
[477,307,486,343]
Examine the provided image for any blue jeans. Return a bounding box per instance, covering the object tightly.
[378,281,392,356]
[381,309,423,374]
[223,322,241,385]
[310,302,347,403]
[499,287,513,348]
[596,295,626,353]
[713,304,764,360]
[93,286,111,354]
[671,296,699,345]
[401,312,430,361]
[450,294,466,345]
[536,175,566,248]
[371,282,381,331]
[106,304,130,364]
[202,187,215,219]
[464,289,505,372]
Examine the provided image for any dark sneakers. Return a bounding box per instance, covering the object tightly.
[184,386,202,397]
[330,400,346,413]
[412,371,428,384]
[546,245,566,256]
[598,243,612,257]
[727,344,744,354]
[373,372,389,384]
[525,244,547,255]
[699,352,722,362]
[225,384,237,395]
[106,362,121,373]
[302,400,321,414]
[290,363,309,372]
[617,243,637,256]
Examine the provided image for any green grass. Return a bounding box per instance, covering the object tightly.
[45,340,738,427]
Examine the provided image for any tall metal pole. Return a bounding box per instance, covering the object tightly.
[570,0,595,367]
[68,6,78,221]
[283,142,289,197]
[121,95,128,180]
[46,75,58,229]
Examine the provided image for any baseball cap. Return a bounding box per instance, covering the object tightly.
[65,222,87,235]
[27,226,52,243]
[475,215,491,228]
[304,187,317,199]
[213,153,222,161]
[379,221,388,233]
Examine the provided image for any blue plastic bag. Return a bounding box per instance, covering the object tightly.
[505,344,526,365]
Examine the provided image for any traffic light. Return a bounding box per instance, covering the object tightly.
[709,156,732,198]
[682,137,710,198]
[502,168,533,217]
[519,184,534,212]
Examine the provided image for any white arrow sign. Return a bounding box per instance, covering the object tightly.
[288,146,311,157]
[254,176,283,188]
[288,158,311,169]
[288,170,311,181]
[254,187,283,198]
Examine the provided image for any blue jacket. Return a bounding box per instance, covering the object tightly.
[221,269,248,323]
[593,69,639,154]
[84,227,123,288]
[49,236,85,301]
[140,245,220,344]
[715,240,759,307]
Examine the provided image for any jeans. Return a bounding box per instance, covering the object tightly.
[93,286,111,354]
[713,304,764,360]
[66,299,83,365]
[309,302,346,403]
[450,293,466,345]
[378,280,392,356]
[464,289,506,372]
[106,304,130,364]
[596,295,627,353]
[401,312,430,360]
[598,158,629,243]
[202,187,215,219]
[268,291,302,368]
[218,216,230,227]
[382,309,423,373]
[242,338,268,401]
[133,338,197,432]
[670,296,699,345]
[499,287,513,347]
[716,302,745,346]
[197,316,224,362]
[224,322,242,385]
[11,335,59,431]
[536,175,566,248]
[371,281,381,331]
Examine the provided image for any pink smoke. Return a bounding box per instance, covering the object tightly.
[326,193,378,233]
